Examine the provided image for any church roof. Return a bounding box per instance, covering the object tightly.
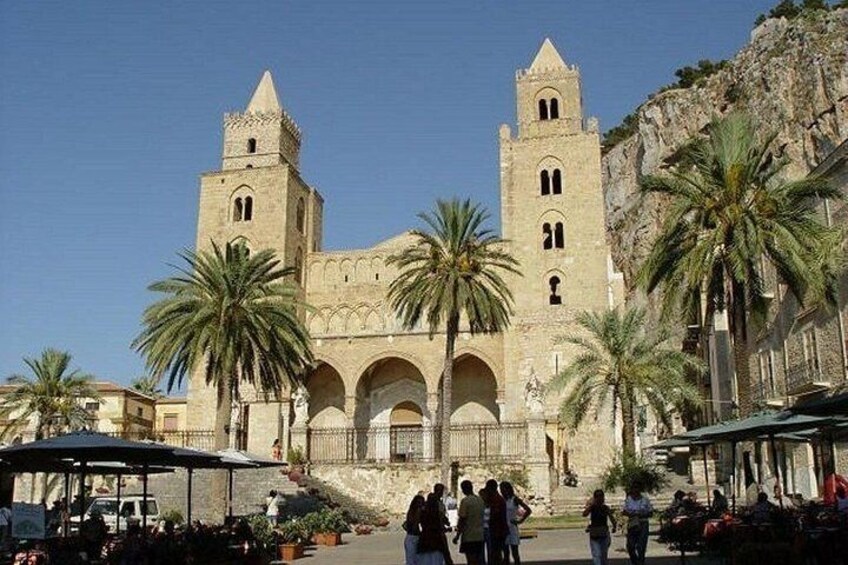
[247,70,282,113]
[529,38,566,72]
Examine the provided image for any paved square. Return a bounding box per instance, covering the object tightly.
[300,529,714,564]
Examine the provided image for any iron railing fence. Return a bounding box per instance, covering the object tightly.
[786,356,838,394]
[307,422,527,464]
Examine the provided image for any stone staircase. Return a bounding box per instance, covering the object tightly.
[298,474,387,526]
[550,473,709,516]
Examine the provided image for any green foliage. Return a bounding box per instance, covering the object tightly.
[245,513,277,549]
[160,508,184,525]
[754,0,833,26]
[287,445,306,465]
[134,242,312,397]
[602,112,639,154]
[301,508,349,534]
[0,349,99,441]
[601,451,668,494]
[386,198,520,481]
[276,518,311,544]
[673,59,728,89]
[130,375,163,399]
[549,307,703,455]
[638,112,844,325]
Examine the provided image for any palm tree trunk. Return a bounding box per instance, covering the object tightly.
[620,387,637,456]
[730,282,752,417]
[440,314,459,485]
[213,378,233,519]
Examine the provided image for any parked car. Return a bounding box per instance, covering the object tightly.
[71,495,159,532]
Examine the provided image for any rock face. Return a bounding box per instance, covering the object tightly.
[603,9,848,290]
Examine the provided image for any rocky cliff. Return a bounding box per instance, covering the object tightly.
[602,9,848,291]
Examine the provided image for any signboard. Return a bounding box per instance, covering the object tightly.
[11,503,45,539]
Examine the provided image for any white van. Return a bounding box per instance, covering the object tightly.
[79,495,159,532]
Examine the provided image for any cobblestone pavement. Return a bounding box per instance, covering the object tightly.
[299,529,716,564]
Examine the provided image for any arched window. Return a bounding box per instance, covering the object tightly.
[554,222,564,249]
[540,170,551,196]
[549,98,560,119]
[538,99,549,121]
[233,198,243,222]
[552,169,562,195]
[247,138,257,154]
[243,196,253,221]
[296,198,305,233]
[542,223,553,250]
[294,248,303,284]
[549,276,562,305]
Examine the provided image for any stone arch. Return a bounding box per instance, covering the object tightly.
[346,306,366,334]
[229,185,255,223]
[327,305,350,335]
[323,260,339,286]
[370,256,384,282]
[535,87,562,119]
[308,260,323,290]
[340,258,354,284]
[353,350,431,397]
[307,311,327,336]
[305,361,346,429]
[454,346,503,390]
[450,353,499,424]
[363,307,385,333]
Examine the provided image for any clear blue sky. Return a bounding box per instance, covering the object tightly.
[0,1,777,390]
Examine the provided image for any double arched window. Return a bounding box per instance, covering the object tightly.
[538,98,560,121]
[540,169,562,196]
[542,222,564,250]
[233,196,254,222]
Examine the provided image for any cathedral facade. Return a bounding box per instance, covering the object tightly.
[186,39,623,504]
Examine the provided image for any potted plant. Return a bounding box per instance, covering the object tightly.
[277,519,308,561]
[287,446,307,483]
[310,509,348,546]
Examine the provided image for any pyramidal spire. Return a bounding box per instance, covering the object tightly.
[246,70,281,113]
[529,38,566,72]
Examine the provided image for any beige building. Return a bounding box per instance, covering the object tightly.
[185,39,624,505]
[746,140,848,498]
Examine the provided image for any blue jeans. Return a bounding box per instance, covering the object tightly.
[626,523,649,565]
[589,535,610,565]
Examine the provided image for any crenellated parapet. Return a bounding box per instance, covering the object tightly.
[224,109,302,142]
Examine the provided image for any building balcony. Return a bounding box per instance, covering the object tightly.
[752,381,784,408]
[786,359,835,395]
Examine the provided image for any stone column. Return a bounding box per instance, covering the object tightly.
[280,401,291,461]
[425,392,440,461]
[525,415,551,503]
[344,395,356,427]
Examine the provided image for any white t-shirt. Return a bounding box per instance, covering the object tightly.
[265,495,282,517]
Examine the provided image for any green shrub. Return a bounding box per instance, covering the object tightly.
[287,445,306,465]
[302,508,349,534]
[160,508,184,525]
[245,513,276,550]
[601,451,668,494]
[277,518,310,544]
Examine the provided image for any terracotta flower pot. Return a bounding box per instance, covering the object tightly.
[315,532,341,546]
[278,543,304,561]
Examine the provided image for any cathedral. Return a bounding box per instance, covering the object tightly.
[186,38,624,506]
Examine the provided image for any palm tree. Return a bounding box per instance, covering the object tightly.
[0,349,99,441]
[387,198,520,482]
[638,112,843,415]
[133,242,312,452]
[130,375,163,399]
[549,307,703,456]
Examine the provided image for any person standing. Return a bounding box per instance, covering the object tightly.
[418,493,453,565]
[479,489,492,565]
[583,489,617,565]
[622,484,652,565]
[453,481,485,565]
[499,482,531,565]
[404,494,425,565]
[265,490,281,525]
[433,483,450,530]
[271,439,282,461]
[485,480,508,565]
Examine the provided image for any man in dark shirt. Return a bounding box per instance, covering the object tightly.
[485,479,508,565]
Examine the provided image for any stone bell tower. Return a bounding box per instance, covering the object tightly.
[499,39,618,490]
[186,71,324,450]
